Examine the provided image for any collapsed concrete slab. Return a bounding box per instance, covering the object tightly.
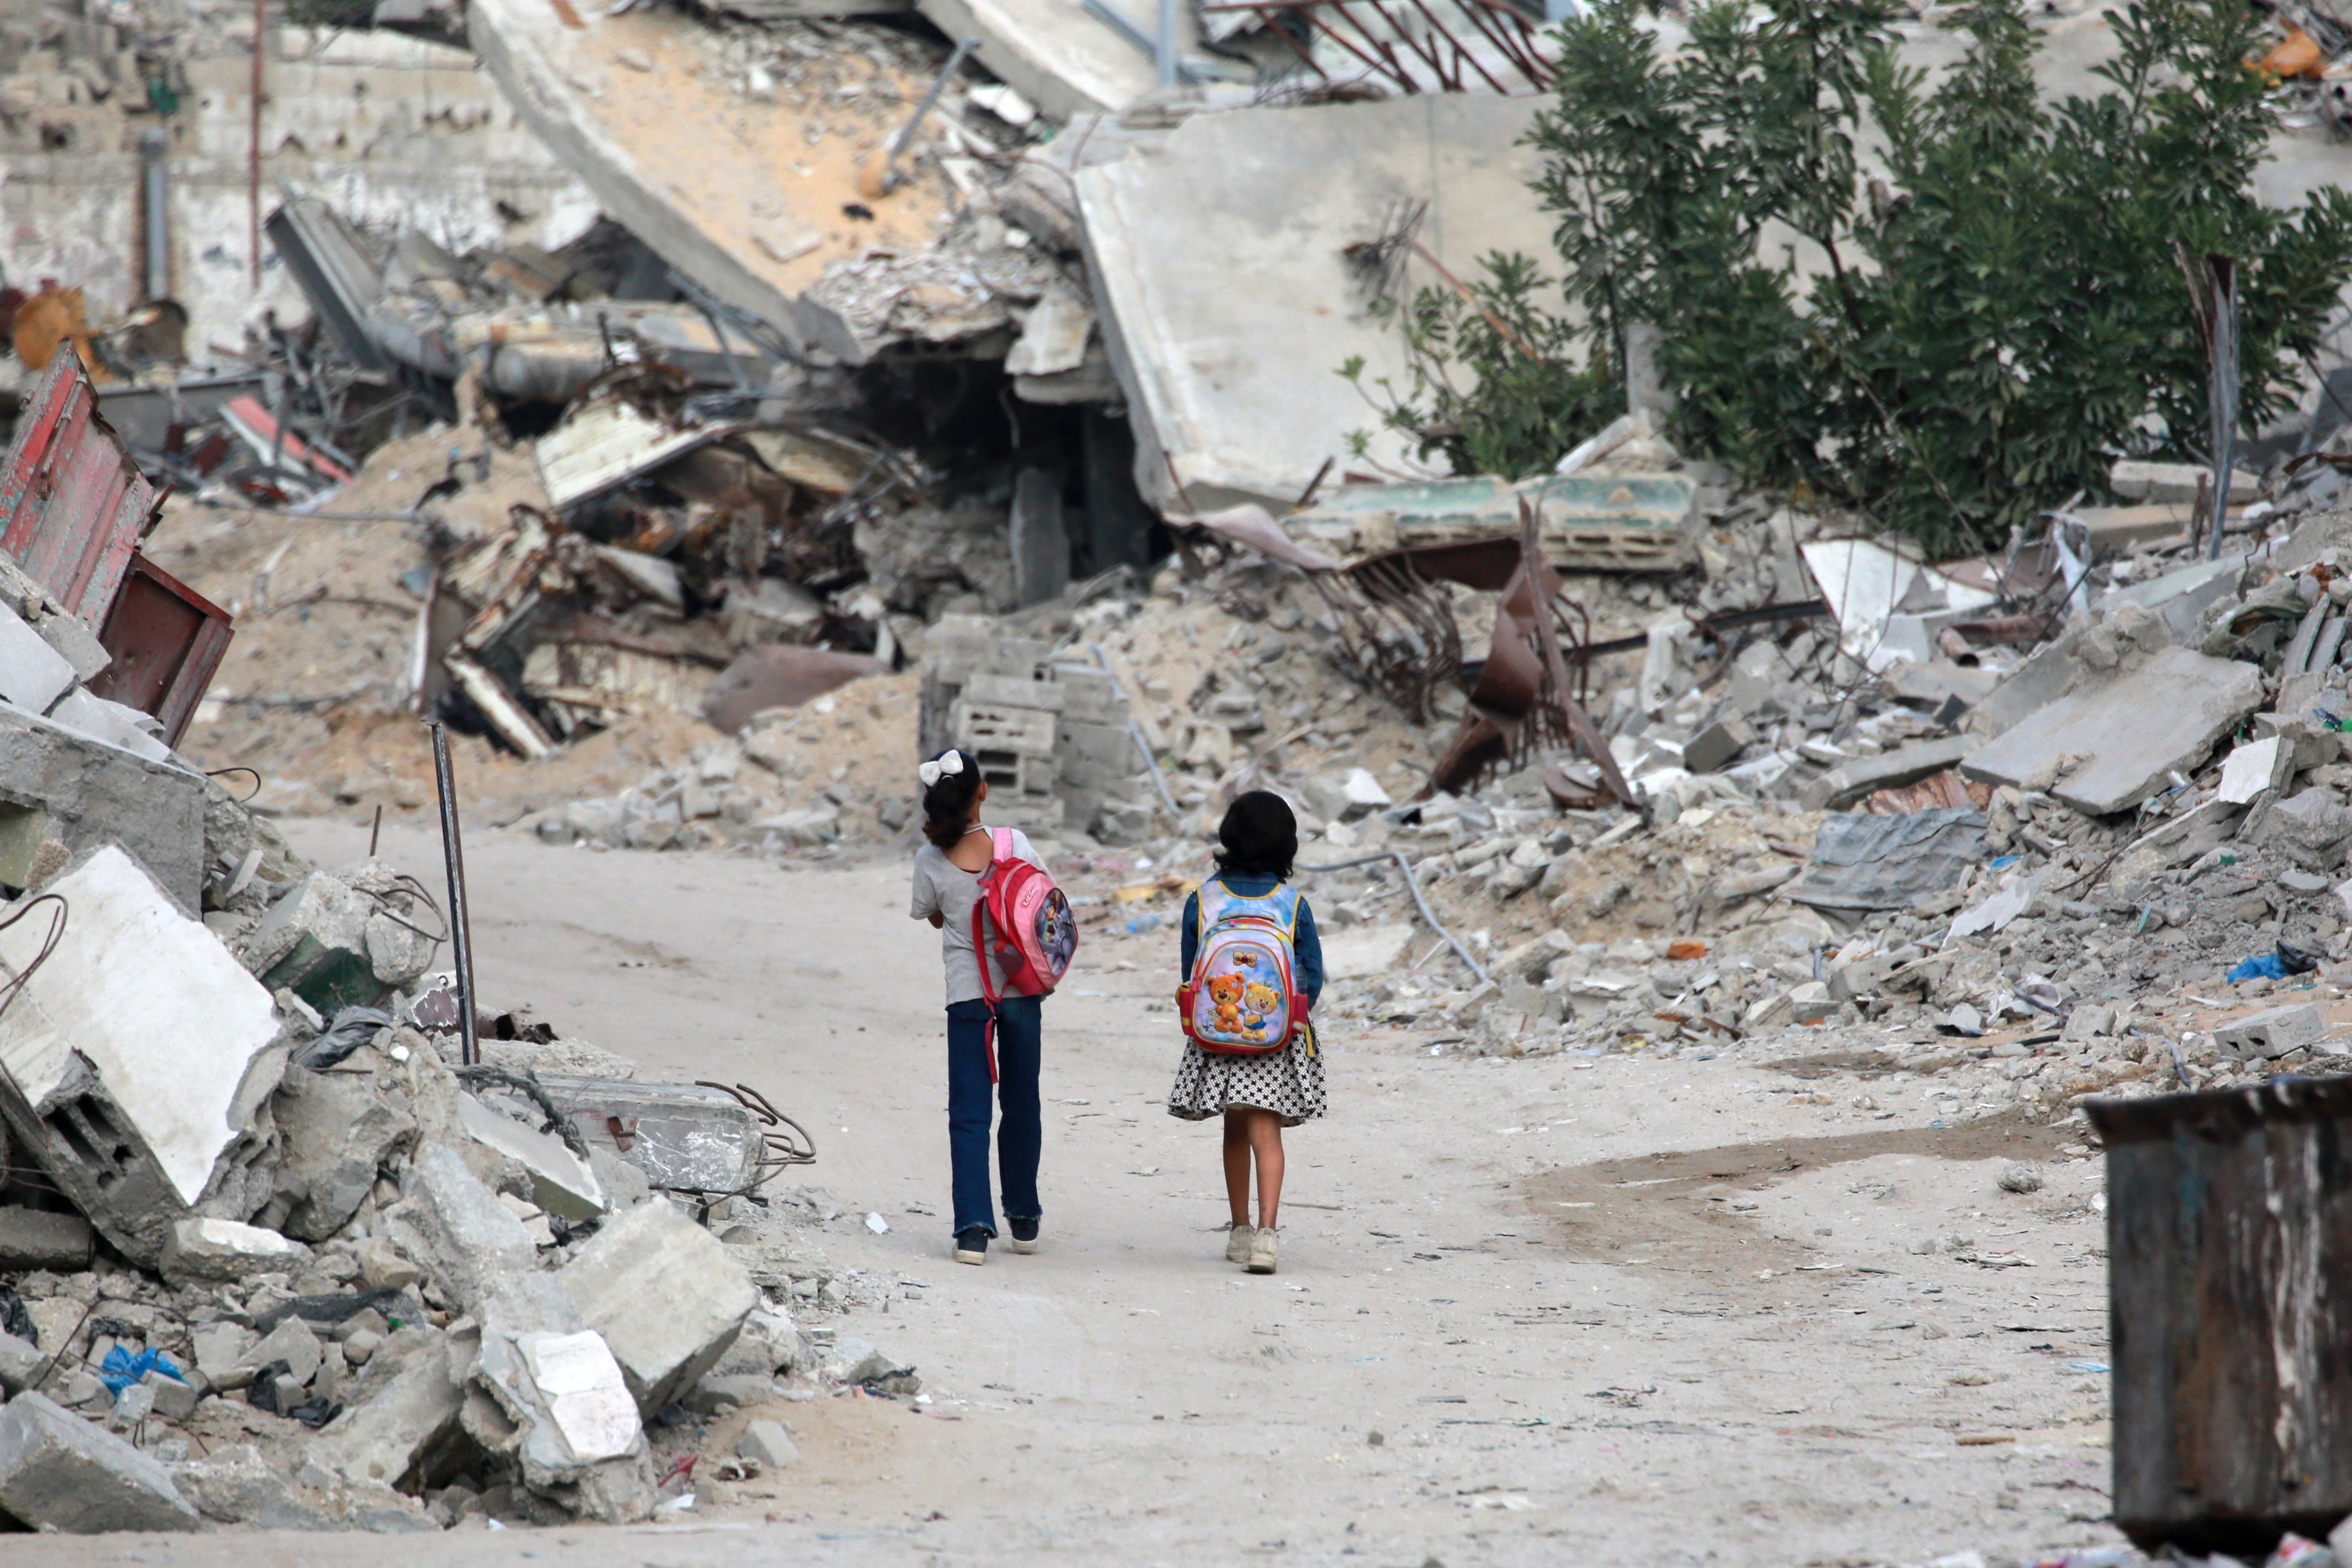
[1076,95,1554,513]
[0,1391,202,1533]
[560,1200,758,1416]
[0,847,288,1266]
[0,700,205,909]
[1961,647,2266,816]
[466,0,1036,365]
[916,0,1163,120]
[537,1076,763,1194]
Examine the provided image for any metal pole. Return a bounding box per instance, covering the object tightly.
[880,36,979,181]
[138,129,170,303]
[248,0,263,289]
[1157,0,1179,86]
[428,721,480,1068]
[2207,258,2240,563]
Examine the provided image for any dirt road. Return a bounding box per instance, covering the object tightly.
[13,822,2128,1567]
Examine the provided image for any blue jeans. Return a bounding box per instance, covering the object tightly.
[945,995,1042,1238]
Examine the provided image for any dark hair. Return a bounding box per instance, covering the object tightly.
[921,748,982,850]
[1214,790,1298,881]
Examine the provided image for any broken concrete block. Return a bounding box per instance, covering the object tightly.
[458,1095,606,1222]
[315,1330,467,1491]
[561,1200,758,1417]
[241,1317,324,1388]
[158,1217,310,1287]
[736,1417,798,1468]
[190,1323,259,1391]
[30,611,108,685]
[107,1381,154,1431]
[0,608,76,715]
[0,701,205,908]
[0,1206,91,1270]
[0,1390,201,1532]
[2256,787,2352,869]
[337,859,439,989]
[144,1369,198,1423]
[0,846,287,1266]
[0,1332,42,1396]
[262,1063,416,1243]
[538,1077,764,1194]
[2217,735,2293,806]
[472,1316,652,1520]
[1681,717,1754,775]
[1807,735,1979,811]
[382,1143,539,1313]
[2216,1005,2328,1060]
[233,872,382,1014]
[1960,647,2265,815]
[355,1235,427,1291]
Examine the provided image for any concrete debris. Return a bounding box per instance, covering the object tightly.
[562,1200,759,1415]
[0,1391,201,1533]
[0,1206,94,1270]
[736,1417,799,1468]
[535,1077,765,1193]
[157,1217,310,1286]
[0,846,289,1266]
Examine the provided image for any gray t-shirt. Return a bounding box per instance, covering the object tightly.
[909,828,1046,1005]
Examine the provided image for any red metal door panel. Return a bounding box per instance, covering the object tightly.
[91,553,233,747]
[0,344,153,625]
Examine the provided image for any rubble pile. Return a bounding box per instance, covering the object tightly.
[0,822,921,1534]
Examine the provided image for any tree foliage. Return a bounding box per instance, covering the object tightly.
[1350,0,2352,558]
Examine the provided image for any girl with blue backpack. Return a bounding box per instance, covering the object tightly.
[1169,791,1325,1276]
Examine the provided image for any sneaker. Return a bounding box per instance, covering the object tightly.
[1225,1223,1256,1265]
[954,1228,988,1266]
[1246,1227,1278,1275]
[1009,1217,1040,1255]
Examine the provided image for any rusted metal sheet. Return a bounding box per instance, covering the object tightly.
[0,344,154,626]
[2087,1079,2352,1556]
[89,553,235,747]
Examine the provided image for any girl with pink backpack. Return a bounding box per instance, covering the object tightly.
[907,747,1078,1266]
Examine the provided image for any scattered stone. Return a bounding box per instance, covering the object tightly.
[736,1417,799,1468]
[1997,1162,2043,1194]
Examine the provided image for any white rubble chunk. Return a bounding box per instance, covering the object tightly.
[0,846,286,1266]
[158,1217,310,1286]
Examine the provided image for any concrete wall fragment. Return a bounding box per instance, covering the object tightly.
[0,846,288,1266]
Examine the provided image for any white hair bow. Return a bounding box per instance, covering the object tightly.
[918,752,965,788]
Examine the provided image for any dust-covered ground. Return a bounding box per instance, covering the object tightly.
[3,814,2134,1568]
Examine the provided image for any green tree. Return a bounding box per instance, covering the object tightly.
[1350,0,2352,558]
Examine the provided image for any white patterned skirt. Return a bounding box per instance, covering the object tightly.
[1167,1030,1326,1126]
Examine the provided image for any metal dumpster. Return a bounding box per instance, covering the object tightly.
[2087,1078,2352,1555]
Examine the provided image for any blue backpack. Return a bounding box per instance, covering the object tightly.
[1178,880,1307,1055]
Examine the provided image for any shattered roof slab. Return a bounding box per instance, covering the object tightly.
[466,0,957,358]
[1076,94,1554,514]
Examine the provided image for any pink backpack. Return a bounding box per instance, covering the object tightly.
[973,827,1079,1017]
